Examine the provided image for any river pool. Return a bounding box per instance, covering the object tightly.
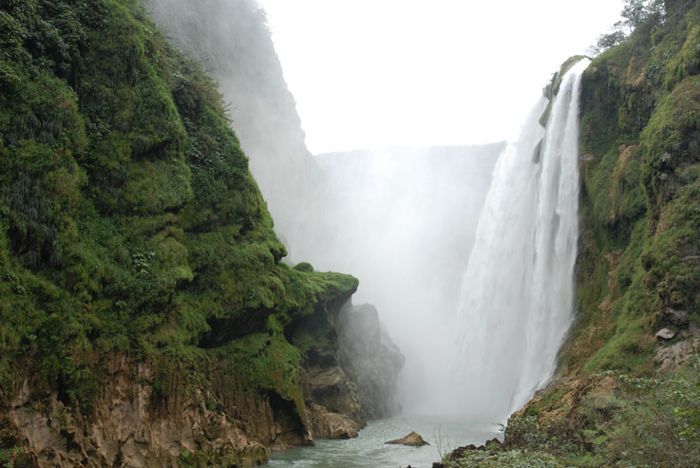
[269,415,500,468]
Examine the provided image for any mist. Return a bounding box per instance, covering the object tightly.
[146,0,592,433]
[308,145,502,416]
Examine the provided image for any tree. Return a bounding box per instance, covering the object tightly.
[622,0,665,28]
[590,0,666,55]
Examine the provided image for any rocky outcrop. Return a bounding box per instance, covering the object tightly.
[655,338,700,371]
[337,303,405,418]
[290,300,405,441]
[385,432,429,447]
[655,327,677,340]
[307,367,364,420]
[0,296,407,466]
[1,292,404,467]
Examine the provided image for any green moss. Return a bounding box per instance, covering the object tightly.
[0,0,358,432]
[218,316,303,404]
[566,0,700,379]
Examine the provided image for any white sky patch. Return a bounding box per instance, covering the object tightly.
[257,0,625,154]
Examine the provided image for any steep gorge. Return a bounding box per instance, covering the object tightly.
[2,0,699,466]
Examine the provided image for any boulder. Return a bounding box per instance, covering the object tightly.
[307,404,360,440]
[655,328,676,340]
[385,431,429,447]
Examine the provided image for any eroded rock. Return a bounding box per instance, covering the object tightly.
[307,366,364,422]
[289,300,405,443]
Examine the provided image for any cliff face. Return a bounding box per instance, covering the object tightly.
[144,0,331,261]
[0,1,401,466]
[446,1,700,466]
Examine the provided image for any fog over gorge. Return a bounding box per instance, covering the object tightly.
[146,0,622,462]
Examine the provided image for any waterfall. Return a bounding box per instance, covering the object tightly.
[454,59,589,424]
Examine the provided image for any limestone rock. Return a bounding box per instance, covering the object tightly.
[655,339,699,371]
[4,356,281,467]
[307,404,360,439]
[655,328,676,340]
[307,366,364,420]
[385,431,429,447]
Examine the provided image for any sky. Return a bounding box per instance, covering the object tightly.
[257,0,625,154]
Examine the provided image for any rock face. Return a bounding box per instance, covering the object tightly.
[2,358,269,467]
[306,404,360,440]
[664,308,689,327]
[290,301,405,440]
[385,432,429,447]
[145,0,331,263]
[337,303,406,418]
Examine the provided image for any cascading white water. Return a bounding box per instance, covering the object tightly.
[454,59,589,424]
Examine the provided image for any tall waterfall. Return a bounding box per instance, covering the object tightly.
[454,59,589,424]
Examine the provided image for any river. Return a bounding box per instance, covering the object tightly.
[269,415,500,468]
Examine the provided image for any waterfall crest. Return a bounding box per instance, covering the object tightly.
[454,59,589,424]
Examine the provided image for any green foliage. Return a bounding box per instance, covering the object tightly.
[468,363,698,467]
[216,316,304,406]
[601,364,700,465]
[622,0,665,30]
[592,0,666,54]
[0,445,23,467]
[178,444,268,468]
[570,0,700,376]
[448,449,565,468]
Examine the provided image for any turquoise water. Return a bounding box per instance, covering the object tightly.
[269,415,500,468]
